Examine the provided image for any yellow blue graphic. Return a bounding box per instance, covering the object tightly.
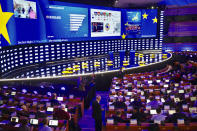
[123,9,157,38]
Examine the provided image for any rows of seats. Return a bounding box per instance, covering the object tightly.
[0,85,84,131]
[105,53,197,130]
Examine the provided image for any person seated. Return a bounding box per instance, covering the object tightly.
[113,111,125,123]
[130,97,142,108]
[19,118,30,131]
[50,93,60,106]
[112,97,127,109]
[147,96,159,109]
[36,106,47,118]
[39,118,52,131]
[168,107,188,123]
[18,105,29,117]
[53,105,71,120]
[130,108,144,122]
[151,108,166,122]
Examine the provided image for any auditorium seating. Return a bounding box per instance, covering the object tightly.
[104,52,197,130]
[0,85,85,131]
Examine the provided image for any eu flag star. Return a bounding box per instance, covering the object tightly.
[0,4,13,44]
[125,22,129,26]
[142,12,148,19]
[152,17,157,23]
[122,33,126,39]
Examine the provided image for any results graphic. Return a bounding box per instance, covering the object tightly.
[45,5,88,40]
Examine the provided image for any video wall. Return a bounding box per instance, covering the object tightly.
[0,0,158,47]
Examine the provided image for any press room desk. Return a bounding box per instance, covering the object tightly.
[104,123,197,131]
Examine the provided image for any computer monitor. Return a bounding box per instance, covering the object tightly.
[47,107,54,112]
[168,110,176,115]
[164,84,169,88]
[107,119,114,124]
[11,92,16,96]
[150,110,157,115]
[156,80,161,83]
[130,119,137,124]
[148,80,152,84]
[161,98,165,103]
[127,92,132,96]
[11,117,19,123]
[179,90,184,94]
[49,120,58,126]
[30,119,38,125]
[57,97,63,101]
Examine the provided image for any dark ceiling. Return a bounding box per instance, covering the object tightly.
[51,0,116,7]
[51,0,197,8]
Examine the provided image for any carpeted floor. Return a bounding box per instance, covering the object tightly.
[78,91,109,131]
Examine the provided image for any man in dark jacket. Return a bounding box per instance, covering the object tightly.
[92,95,102,131]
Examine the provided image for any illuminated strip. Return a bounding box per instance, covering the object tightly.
[0,53,172,82]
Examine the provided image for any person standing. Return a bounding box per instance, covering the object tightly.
[92,95,102,131]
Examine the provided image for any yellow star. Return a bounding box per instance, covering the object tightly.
[125,22,129,26]
[152,17,157,23]
[142,12,148,19]
[0,4,13,44]
[122,33,126,39]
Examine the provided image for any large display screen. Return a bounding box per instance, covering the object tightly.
[14,0,37,19]
[45,5,88,40]
[90,9,121,37]
[123,9,158,38]
[0,0,158,47]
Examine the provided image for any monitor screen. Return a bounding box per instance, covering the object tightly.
[47,107,54,112]
[30,119,38,125]
[150,110,157,115]
[49,120,58,126]
[14,0,37,19]
[123,9,157,38]
[90,9,121,37]
[11,117,19,123]
[168,110,176,115]
[57,97,63,101]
